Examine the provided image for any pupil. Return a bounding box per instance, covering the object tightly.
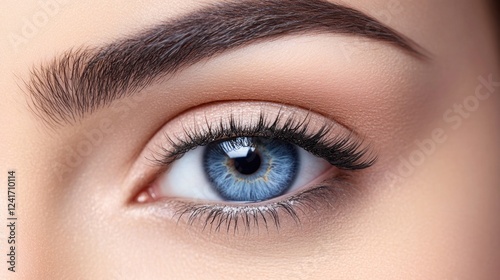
[203,137,300,202]
[233,150,261,175]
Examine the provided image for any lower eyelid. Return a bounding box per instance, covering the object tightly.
[136,176,355,235]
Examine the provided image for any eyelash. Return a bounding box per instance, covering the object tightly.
[144,109,376,233]
[151,110,375,170]
[172,184,343,234]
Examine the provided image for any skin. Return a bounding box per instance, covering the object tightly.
[0,0,499,279]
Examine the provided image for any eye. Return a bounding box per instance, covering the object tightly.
[132,102,375,233]
[151,137,333,203]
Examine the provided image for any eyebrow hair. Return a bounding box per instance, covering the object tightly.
[24,0,426,126]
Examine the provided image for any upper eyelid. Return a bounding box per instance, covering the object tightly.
[146,102,376,170]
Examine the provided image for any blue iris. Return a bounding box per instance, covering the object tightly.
[203,137,299,202]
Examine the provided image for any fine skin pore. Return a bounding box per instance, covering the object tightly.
[0,0,499,279]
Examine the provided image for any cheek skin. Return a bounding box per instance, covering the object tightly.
[351,107,500,279]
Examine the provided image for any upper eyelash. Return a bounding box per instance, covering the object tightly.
[150,109,376,170]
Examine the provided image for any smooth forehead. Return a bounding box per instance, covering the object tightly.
[0,0,490,56]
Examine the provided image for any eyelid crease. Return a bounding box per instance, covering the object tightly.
[148,104,377,170]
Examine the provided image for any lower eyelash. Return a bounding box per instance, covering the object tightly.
[170,180,347,234]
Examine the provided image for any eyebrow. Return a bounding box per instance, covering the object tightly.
[24,0,426,126]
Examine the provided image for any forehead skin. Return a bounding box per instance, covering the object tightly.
[0,0,499,279]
